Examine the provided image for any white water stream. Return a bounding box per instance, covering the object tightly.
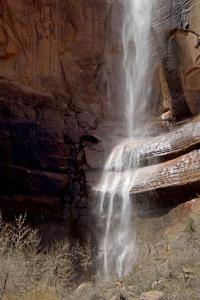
[96,0,154,280]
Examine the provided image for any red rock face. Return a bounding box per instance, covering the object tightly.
[0,0,111,121]
[157,0,200,120]
[172,30,200,115]
[1,0,200,238]
[0,0,113,230]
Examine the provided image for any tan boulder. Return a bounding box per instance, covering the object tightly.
[139,291,165,300]
[74,282,93,296]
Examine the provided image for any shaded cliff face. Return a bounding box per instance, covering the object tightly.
[0,0,113,232]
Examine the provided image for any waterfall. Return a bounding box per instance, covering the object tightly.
[96,0,153,280]
[123,0,153,136]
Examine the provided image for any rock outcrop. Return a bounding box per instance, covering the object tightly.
[118,115,200,167]
[172,29,200,115]
[132,0,200,212]
[131,148,200,196]
[96,115,200,216]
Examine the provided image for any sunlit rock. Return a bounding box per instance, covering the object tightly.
[173,29,200,114]
[139,290,165,300]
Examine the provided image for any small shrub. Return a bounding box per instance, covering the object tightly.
[0,215,92,299]
[185,217,196,233]
[5,287,59,300]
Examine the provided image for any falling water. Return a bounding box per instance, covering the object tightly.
[123,0,153,136]
[96,0,153,280]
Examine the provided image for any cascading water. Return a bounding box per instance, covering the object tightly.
[123,0,153,136]
[96,0,154,280]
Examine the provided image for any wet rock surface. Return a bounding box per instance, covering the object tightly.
[130,149,200,194]
[113,115,200,168]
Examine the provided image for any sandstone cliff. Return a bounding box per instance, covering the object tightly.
[0,0,113,235]
[0,0,200,241]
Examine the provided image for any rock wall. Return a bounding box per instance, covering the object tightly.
[157,0,200,119]
[0,0,114,239]
[1,0,200,241]
[128,0,200,226]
